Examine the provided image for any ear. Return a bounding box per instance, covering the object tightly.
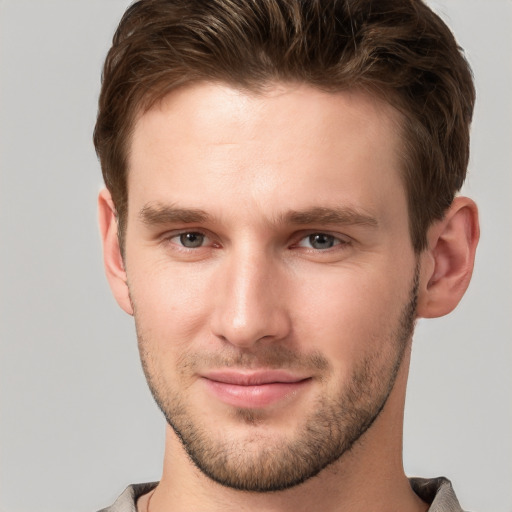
[98,188,133,315]
[416,196,479,318]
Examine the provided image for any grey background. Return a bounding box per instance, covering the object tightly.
[0,1,510,511]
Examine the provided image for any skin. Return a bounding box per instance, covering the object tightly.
[99,82,479,512]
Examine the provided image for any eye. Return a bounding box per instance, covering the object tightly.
[172,232,208,248]
[297,233,344,250]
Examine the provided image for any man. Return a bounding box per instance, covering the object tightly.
[94,0,479,510]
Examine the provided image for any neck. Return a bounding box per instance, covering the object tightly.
[148,351,428,512]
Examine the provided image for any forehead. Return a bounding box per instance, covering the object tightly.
[127,82,407,226]
[133,82,403,157]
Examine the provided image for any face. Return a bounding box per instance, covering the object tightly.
[122,83,419,491]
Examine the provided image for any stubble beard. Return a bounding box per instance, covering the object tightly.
[135,267,419,493]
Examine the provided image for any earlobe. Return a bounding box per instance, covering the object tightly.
[98,188,134,316]
[416,197,479,319]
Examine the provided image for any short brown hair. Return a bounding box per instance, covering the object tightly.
[93,0,475,252]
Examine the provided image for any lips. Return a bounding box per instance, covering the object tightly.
[201,370,311,408]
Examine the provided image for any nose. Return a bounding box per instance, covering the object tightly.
[210,248,292,348]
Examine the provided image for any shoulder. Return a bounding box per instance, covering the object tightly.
[409,476,468,512]
[96,482,158,512]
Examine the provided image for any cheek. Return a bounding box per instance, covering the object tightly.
[291,265,410,370]
[128,260,214,351]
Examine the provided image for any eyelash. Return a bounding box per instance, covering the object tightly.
[163,230,351,252]
[294,233,350,251]
[165,231,216,250]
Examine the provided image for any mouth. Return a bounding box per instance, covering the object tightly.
[201,370,312,408]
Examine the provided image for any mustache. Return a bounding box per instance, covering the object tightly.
[175,344,330,373]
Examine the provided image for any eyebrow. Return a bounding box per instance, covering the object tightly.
[139,203,378,228]
[139,203,210,225]
[280,206,378,227]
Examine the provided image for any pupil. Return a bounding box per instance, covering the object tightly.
[180,232,203,248]
[310,234,334,249]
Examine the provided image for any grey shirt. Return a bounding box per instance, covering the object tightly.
[97,477,466,511]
